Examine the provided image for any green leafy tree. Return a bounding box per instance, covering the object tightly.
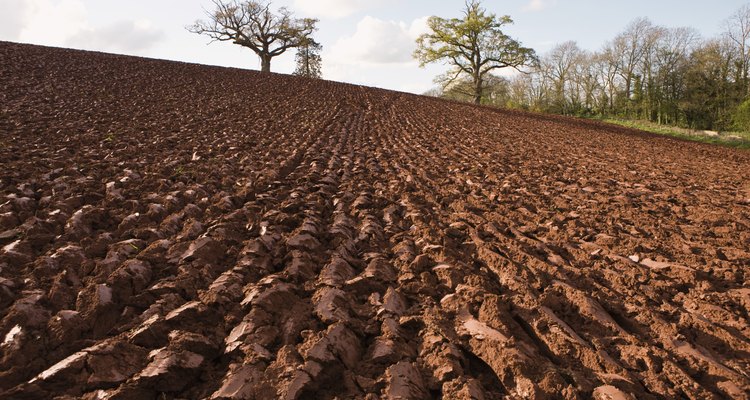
[188,0,317,73]
[414,0,536,104]
[293,37,323,78]
[681,39,735,130]
[652,27,698,125]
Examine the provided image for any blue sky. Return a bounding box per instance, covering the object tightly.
[1,0,747,93]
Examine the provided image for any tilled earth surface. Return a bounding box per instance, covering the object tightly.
[1,41,749,399]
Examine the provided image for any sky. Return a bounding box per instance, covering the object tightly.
[0,0,747,94]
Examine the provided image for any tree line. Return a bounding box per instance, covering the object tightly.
[189,0,750,133]
[425,4,750,132]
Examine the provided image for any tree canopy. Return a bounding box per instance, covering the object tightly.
[188,0,317,73]
[414,0,536,104]
[504,6,750,133]
[293,37,323,79]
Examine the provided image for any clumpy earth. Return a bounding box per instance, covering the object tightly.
[0,41,749,399]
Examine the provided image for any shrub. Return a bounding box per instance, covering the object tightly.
[733,98,750,132]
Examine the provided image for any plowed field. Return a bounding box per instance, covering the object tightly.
[1,41,749,399]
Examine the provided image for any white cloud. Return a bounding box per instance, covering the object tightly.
[0,0,33,40]
[329,16,429,65]
[0,0,162,53]
[523,0,556,12]
[67,20,164,53]
[293,0,390,19]
[0,0,88,44]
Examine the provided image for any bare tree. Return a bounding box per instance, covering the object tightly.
[724,4,750,94]
[508,73,533,109]
[653,27,699,124]
[612,18,657,104]
[508,67,550,111]
[571,51,600,112]
[542,41,583,113]
[188,0,317,73]
[595,44,622,113]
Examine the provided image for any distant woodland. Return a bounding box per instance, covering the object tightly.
[427,5,750,133]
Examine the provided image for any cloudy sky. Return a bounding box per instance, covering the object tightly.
[1,0,747,93]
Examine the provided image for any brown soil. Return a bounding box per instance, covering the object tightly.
[0,41,749,399]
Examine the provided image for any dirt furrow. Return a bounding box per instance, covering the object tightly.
[1,42,749,399]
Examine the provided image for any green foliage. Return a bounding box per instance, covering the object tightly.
[414,0,535,104]
[733,98,750,132]
[293,35,322,78]
[503,5,750,141]
[679,40,736,130]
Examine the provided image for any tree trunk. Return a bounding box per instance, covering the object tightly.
[305,46,311,77]
[473,75,483,104]
[260,54,271,73]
